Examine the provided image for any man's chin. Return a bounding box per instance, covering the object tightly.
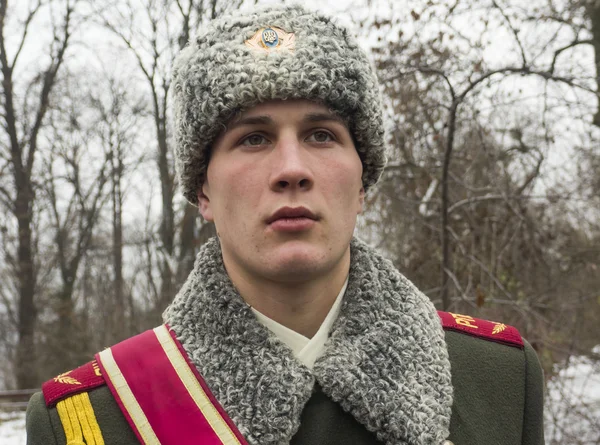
[265,244,344,281]
[267,248,325,275]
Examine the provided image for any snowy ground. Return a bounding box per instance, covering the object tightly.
[2,350,599,445]
[544,347,600,445]
[0,411,26,445]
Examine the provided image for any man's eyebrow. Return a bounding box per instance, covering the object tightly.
[228,115,274,130]
[303,112,347,126]
[228,112,347,131]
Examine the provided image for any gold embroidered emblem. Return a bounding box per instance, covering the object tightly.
[92,360,101,377]
[449,312,478,329]
[492,323,507,335]
[245,27,296,53]
[54,370,81,385]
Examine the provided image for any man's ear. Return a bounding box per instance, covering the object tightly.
[357,186,365,214]
[197,183,214,222]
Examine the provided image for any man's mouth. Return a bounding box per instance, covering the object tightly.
[266,206,318,224]
[266,207,318,232]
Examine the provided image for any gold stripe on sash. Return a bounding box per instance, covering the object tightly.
[153,325,241,445]
[98,348,161,445]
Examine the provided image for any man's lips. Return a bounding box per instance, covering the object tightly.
[266,206,318,224]
[266,207,318,232]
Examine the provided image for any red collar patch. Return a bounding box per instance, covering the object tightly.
[438,311,524,348]
[42,359,106,407]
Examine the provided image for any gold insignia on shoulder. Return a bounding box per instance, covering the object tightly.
[54,370,81,385]
[245,27,295,54]
[449,312,479,329]
[492,323,507,335]
[92,360,102,377]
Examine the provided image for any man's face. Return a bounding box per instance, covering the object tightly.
[198,99,364,284]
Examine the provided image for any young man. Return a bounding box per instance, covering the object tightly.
[26,5,545,444]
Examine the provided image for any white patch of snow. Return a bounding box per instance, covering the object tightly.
[544,346,600,445]
[0,411,26,445]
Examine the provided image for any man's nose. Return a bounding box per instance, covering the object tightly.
[268,136,314,192]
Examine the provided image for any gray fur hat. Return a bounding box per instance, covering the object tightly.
[172,4,386,205]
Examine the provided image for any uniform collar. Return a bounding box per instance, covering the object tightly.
[164,237,453,445]
[251,276,348,369]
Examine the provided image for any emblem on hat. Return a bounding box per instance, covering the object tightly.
[245,26,295,53]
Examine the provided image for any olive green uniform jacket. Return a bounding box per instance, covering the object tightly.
[26,327,544,445]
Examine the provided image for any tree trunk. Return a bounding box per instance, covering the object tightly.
[440,102,458,311]
[112,154,125,338]
[15,186,37,389]
[154,93,176,311]
[587,2,600,126]
[157,124,175,257]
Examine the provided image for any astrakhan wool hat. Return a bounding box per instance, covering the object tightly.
[172,4,386,205]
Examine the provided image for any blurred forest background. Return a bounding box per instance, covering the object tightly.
[0,0,599,442]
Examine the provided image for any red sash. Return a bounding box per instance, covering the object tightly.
[95,325,248,445]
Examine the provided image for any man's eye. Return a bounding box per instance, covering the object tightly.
[241,134,268,146]
[307,130,334,143]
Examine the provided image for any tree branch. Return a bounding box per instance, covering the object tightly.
[492,0,527,67]
[550,39,593,74]
[11,0,43,68]
[448,194,509,214]
[26,0,74,177]
[0,183,12,210]
[515,153,544,195]
[0,0,23,182]
[386,66,456,100]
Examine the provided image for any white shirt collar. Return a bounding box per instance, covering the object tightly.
[251,276,348,370]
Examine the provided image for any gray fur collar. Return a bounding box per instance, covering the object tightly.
[163,237,453,445]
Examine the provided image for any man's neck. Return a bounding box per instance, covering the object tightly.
[223,250,350,338]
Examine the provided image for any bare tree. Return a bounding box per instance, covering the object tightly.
[38,97,111,374]
[88,75,147,344]
[367,0,597,312]
[96,0,239,316]
[0,0,81,388]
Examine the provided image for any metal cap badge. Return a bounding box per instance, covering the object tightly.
[245,27,295,53]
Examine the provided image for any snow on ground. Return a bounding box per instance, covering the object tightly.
[0,411,26,445]
[544,347,600,445]
[2,349,599,444]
